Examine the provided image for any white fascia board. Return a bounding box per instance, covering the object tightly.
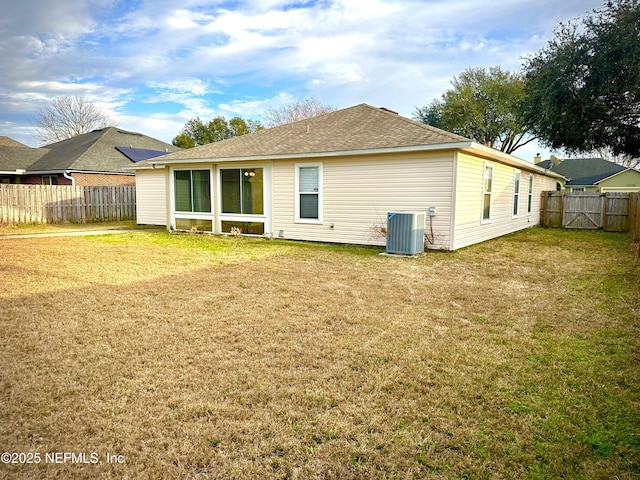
[123,164,166,171]
[593,168,633,185]
[25,169,134,175]
[461,143,567,180]
[134,142,476,167]
[129,141,566,181]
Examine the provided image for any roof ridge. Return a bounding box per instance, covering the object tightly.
[360,103,471,143]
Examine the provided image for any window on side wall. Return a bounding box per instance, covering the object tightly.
[513,171,521,217]
[174,170,211,213]
[296,164,322,223]
[482,163,493,222]
[527,175,534,214]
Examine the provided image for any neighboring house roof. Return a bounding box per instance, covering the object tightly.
[115,146,174,163]
[0,136,28,147]
[156,103,470,162]
[0,127,180,174]
[0,147,45,171]
[537,157,627,186]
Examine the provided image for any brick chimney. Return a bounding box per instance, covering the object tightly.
[534,153,542,164]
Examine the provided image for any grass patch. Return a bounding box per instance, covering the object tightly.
[0,227,638,479]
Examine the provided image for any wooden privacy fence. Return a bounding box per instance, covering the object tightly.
[540,192,635,232]
[630,192,640,242]
[0,184,136,224]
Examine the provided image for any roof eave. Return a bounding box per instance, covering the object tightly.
[126,141,565,180]
[0,169,134,175]
[460,143,566,179]
[592,168,634,185]
[127,142,477,168]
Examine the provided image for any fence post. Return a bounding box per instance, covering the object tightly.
[631,192,640,243]
[602,193,607,231]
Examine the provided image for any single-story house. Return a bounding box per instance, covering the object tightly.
[535,157,640,193]
[130,104,564,250]
[0,127,180,186]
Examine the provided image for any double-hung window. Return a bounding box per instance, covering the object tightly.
[296,164,322,223]
[527,175,534,214]
[482,163,493,222]
[513,171,521,217]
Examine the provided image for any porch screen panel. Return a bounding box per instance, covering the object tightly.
[242,169,264,214]
[221,169,241,213]
[175,170,192,212]
[192,170,211,212]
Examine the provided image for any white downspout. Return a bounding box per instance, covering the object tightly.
[63,171,75,186]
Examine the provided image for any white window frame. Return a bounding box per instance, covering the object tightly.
[217,165,271,236]
[295,163,323,224]
[172,168,213,214]
[527,175,534,214]
[170,167,214,231]
[482,163,493,223]
[512,170,521,218]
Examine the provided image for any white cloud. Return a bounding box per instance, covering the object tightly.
[0,0,607,154]
[147,78,212,97]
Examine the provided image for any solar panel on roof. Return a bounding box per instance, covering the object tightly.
[115,146,171,162]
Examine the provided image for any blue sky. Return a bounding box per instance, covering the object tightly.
[0,0,604,161]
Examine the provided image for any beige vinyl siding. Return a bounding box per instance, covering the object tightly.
[272,151,455,249]
[135,168,168,225]
[452,153,557,250]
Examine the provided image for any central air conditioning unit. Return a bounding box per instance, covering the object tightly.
[386,211,426,255]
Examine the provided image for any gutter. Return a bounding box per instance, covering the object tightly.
[63,170,75,186]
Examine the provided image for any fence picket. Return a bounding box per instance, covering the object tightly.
[541,191,637,233]
[0,185,136,224]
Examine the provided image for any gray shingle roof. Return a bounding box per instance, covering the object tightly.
[159,104,471,162]
[538,158,626,185]
[26,127,180,173]
[0,147,45,171]
[0,136,28,147]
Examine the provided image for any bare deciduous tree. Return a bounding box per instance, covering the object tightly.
[33,95,118,145]
[263,97,337,127]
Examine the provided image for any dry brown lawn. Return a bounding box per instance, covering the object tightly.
[0,227,638,479]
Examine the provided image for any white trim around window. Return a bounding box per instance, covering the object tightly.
[481,162,493,223]
[216,164,272,236]
[512,170,521,218]
[169,167,214,232]
[295,163,323,224]
[527,174,534,214]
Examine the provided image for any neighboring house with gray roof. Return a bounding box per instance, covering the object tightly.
[535,157,640,193]
[0,127,180,186]
[130,104,564,250]
[0,136,28,147]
